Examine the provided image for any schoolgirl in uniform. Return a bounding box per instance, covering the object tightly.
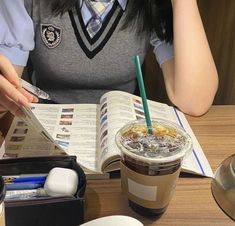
[0,0,218,116]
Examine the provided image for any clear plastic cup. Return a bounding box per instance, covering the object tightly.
[116,118,192,217]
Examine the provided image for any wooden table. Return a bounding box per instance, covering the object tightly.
[0,106,234,225]
[85,105,235,225]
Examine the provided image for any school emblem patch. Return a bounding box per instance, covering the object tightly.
[41,24,62,49]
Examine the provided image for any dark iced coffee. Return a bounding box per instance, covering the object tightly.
[116,118,192,217]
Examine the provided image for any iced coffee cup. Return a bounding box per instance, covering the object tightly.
[0,176,6,226]
[115,118,192,217]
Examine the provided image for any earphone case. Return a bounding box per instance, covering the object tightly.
[0,155,86,226]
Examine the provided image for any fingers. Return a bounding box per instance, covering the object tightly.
[0,74,33,117]
[18,87,39,103]
[0,94,25,117]
[0,85,38,117]
[0,75,29,106]
[0,54,38,116]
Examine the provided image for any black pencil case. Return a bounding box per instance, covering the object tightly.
[0,155,86,226]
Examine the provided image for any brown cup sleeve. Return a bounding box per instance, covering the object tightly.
[120,162,181,209]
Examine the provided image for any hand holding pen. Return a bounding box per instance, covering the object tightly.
[0,55,50,117]
[0,54,38,117]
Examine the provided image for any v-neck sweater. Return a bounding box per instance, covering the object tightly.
[25,0,149,104]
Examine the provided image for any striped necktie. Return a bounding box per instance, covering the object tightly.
[85,0,114,38]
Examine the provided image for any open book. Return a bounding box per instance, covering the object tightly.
[1,91,213,177]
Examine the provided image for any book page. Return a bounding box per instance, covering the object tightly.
[3,90,213,177]
[97,91,176,172]
[33,104,100,172]
[98,91,213,177]
[4,104,100,173]
[146,104,213,177]
[172,109,214,177]
[3,106,64,158]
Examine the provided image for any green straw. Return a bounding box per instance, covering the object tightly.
[133,55,153,134]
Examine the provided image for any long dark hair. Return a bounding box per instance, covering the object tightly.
[50,0,173,43]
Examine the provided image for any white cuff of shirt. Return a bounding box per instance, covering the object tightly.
[0,45,29,66]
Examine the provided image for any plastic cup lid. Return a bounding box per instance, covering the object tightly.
[115,118,192,165]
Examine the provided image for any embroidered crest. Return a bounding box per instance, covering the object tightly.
[41,24,62,49]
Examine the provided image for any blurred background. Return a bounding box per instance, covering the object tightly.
[144,0,235,106]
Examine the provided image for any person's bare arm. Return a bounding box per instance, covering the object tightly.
[162,0,218,116]
[0,55,37,116]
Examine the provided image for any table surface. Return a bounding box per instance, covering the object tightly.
[0,105,234,225]
[84,105,235,225]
